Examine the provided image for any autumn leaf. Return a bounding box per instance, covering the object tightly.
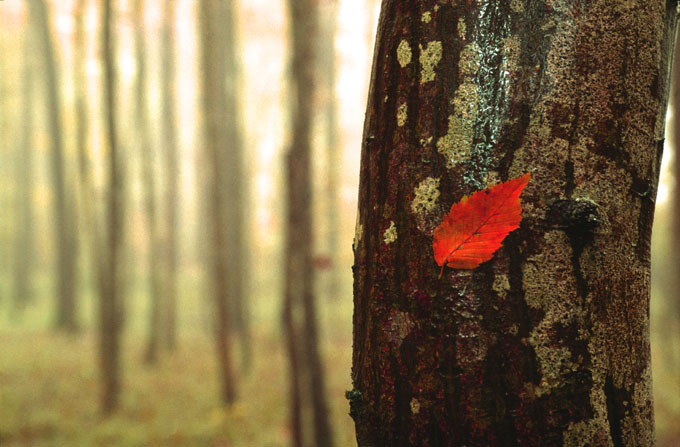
[433,173,530,275]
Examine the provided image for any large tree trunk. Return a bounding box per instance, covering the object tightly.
[198,0,237,406]
[133,0,163,365]
[13,23,36,312]
[350,1,678,446]
[284,1,334,446]
[27,0,79,333]
[100,0,123,415]
[160,0,180,352]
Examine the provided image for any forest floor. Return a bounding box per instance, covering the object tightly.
[0,273,357,447]
[1,272,678,446]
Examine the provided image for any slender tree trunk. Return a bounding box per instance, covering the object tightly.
[160,0,180,352]
[668,20,680,378]
[100,0,123,415]
[285,1,334,446]
[13,25,36,312]
[74,0,107,308]
[319,0,342,301]
[133,0,163,365]
[199,0,237,406]
[350,1,677,446]
[219,0,251,372]
[27,0,79,333]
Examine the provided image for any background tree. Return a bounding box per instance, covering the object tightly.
[284,0,334,446]
[349,1,678,445]
[132,0,163,365]
[198,0,238,406]
[100,0,124,415]
[27,0,79,333]
[160,0,180,353]
[12,21,36,312]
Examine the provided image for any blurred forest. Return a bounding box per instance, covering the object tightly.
[0,1,678,446]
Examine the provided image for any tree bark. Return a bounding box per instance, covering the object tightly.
[285,1,335,446]
[350,1,678,446]
[160,0,180,353]
[198,0,237,406]
[100,0,123,415]
[27,0,79,333]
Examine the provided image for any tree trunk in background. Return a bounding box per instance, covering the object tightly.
[134,0,163,365]
[350,1,677,446]
[27,0,79,333]
[74,0,107,310]
[285,1,334,446]
[160,0,179,353]
[668,22,680,377]
[220,0,251,373]
[199,0,237,406]
[100,0,123,415]
[12,25,36,312]
[319,0,342,301]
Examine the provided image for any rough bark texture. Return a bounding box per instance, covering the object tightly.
[350,1,678,446]
[100,0,123,415]
[284,0,335,446]
[28,0,79,333]
[199,0,237,406]
[160,0,180,353]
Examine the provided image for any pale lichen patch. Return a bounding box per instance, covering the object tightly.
[510,0,524,13]
[437,42,481,168]
[419,41,443,84]
[411,177,440,216]
[492,274,510,300]
[421,11,431,23]
[383,221,397,244]
[397,102,407,127]
[410,398,421,414]
[457,18,467,39]
[397,40,412,68]
[501,36,521,75]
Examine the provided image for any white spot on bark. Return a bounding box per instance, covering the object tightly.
[421,11,432,23]
[411,177,440,216]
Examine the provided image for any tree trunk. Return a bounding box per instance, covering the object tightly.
[13,23,36,312]
[100,0,123,415]
[133,0,163,365]
[319,0,342,301]
[285,1,334,446]
[668,15,680,378]
[198,0,237,406]
[350,1,678,446]
[27,0,79,333]
[160,0,180,353]
[218,0,251,371]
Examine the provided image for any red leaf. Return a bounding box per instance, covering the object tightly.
[433,173,530,274]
